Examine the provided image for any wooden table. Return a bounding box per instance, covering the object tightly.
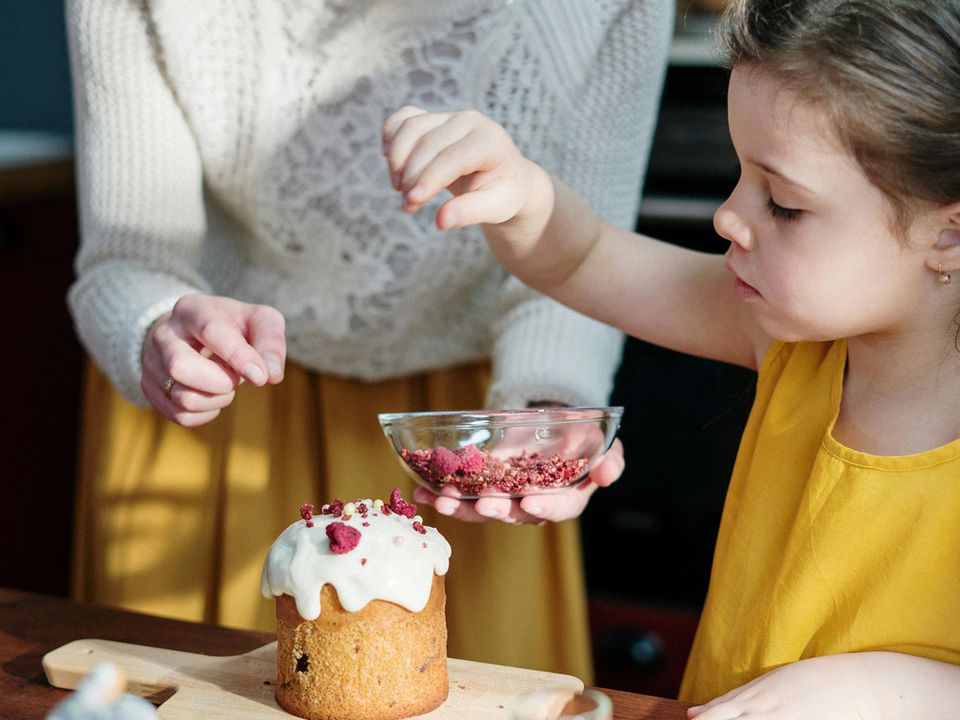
[0,588,691,719]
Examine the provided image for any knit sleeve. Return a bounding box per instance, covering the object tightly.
[66,0,211,405]
[485,0,674,409]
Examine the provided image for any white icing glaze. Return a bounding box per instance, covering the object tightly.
[261,499,451,621]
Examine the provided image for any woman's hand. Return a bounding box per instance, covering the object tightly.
[141,293,286,426]
[412,438,624,524]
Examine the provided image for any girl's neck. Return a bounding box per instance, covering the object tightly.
[835,330,960,455]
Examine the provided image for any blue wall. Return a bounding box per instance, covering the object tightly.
[0,0,73,132]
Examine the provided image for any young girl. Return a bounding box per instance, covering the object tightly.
[383,0,960,715]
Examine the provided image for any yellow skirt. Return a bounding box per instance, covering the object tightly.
[72,360,594,681]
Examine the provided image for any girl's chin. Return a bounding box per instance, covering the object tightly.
[755,317,831,344]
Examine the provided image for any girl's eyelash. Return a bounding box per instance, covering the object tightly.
[767,197,802,221]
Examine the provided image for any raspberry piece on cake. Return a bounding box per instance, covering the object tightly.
[389,487,417,518]
[325,521,361,554]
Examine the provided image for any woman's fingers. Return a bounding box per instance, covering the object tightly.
[245,304,287,382]
[413,487,576,525]
[413,487,534,524]
[517,481,597,522]
[140,294,288,426]
[410,439,624,524]
[145,321,239,395]
[140,378,227,427]
[170,295,286,386]
[588,439,626,488]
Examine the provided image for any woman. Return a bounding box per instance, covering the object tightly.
[66,0,673,679]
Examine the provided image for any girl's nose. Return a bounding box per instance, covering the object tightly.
[713,196,752,251]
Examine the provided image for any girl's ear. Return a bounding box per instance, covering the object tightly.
[926,202,960,275]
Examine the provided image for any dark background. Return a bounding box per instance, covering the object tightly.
[2,0,752,700]
[0,1,73,132]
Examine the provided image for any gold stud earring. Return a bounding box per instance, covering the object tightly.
[939,263,952,285]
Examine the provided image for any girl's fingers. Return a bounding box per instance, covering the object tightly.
[384,109,454,186]
[395,116,478,196]
[382,105,430,153]
[435,184,520,229]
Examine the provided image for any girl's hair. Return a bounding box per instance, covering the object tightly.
[720,0,960,230]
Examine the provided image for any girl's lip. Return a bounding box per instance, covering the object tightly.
[734,277,760,299]
[724,259,761,298]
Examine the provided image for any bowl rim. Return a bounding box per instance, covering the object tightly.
[378,405,623,430]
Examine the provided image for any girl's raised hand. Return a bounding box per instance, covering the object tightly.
[382,106,550,239]
[141,293,286,426]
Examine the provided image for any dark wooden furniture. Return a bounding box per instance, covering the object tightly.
[0,588,691,719]
[0,133,83,598]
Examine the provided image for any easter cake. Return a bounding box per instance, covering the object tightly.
[261,488,452,720]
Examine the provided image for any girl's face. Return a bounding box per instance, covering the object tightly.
[715,66,936,343]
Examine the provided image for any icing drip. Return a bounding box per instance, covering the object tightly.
[261,498,451,620]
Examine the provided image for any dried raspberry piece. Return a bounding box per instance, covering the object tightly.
[455,444,483,474]
[326,521,361,554]
[430,446,461,476]
[412,521,427,535]
[321,499,344,517]
[402,445,589,494]
[400,449,432,479]
[299,503,315,528]
[389,487,417,518]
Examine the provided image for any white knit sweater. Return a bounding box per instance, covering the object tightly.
[66,0,673,408]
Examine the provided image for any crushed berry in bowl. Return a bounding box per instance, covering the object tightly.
[378,407,622,499]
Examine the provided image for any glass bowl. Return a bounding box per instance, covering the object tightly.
[378,406,623,499]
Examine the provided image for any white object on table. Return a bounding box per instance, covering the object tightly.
[46,662,158,720]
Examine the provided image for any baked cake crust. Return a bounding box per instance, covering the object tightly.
[275,574,448,720]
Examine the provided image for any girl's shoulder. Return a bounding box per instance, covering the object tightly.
[756,340,844,403]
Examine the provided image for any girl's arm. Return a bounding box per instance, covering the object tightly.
[484,0,674,409]
[688,652,960,720]
[383,108,765,370]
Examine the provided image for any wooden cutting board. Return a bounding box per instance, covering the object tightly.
[43,639,584,719]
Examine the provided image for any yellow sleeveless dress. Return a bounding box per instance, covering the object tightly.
[72,360,593,681]
[680,340,960,703]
